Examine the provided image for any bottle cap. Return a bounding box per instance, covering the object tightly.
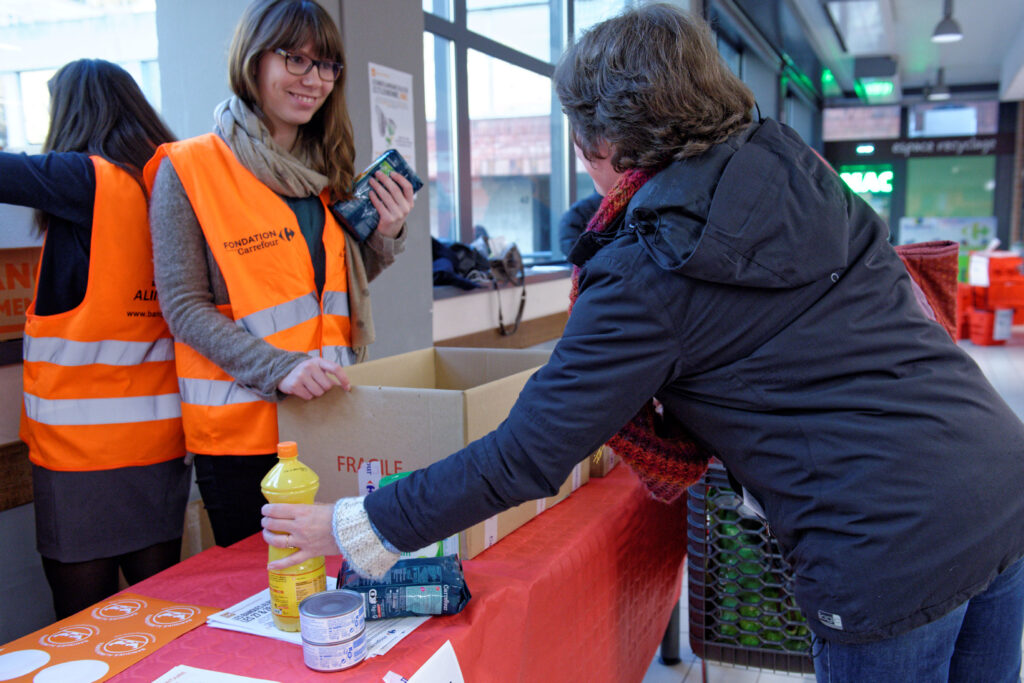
[277,441,298,459]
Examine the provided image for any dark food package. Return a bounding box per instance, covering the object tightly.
[338,555,471,620]
[331,149,424,243]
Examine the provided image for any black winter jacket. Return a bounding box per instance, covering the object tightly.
[366,119,1024,643]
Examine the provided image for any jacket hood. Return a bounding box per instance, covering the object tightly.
[624,118,850,289]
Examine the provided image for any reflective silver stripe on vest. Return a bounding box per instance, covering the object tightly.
[23,392,182,426]
[178,377,263,407]
[321,345,356,367]
[235,293,321,339]
[322,290,350,318]
[23,336,175,366]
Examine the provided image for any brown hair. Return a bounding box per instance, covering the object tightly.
[228,0,355,198]
[45,59,175,180]
[39,59,175,233]
[554,3,755,171]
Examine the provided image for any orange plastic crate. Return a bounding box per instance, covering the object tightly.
[956,283,972,339]
[987,280,1024,309]
[957,282,972,307]
[988,255,1024,280]
[969,308,1008,346]
[972,286,992,311]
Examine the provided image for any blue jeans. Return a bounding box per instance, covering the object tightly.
[814,556,1024,683]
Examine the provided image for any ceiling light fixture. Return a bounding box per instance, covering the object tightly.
[928,68,952,101]
[931,0,963,43]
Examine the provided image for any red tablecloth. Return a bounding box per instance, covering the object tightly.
[113,466,687,682]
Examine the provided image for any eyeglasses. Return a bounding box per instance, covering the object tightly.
[273,48,343,82]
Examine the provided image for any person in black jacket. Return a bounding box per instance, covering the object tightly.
[263,6,1024,680]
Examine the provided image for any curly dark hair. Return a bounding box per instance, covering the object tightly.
[554,3,755,171]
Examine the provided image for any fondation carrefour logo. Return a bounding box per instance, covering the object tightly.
[145,606,201,628]
[92,598,147,621]
[223,226,293,256]
[39,624,100,647]
[95,632,156,657]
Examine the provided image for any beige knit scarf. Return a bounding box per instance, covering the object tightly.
[213,96,327,198]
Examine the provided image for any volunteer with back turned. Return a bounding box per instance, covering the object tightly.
[7,59,188,618]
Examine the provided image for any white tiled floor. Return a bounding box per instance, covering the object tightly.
[641,336,1024,683]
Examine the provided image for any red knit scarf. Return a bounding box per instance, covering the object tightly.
[569,168,710,503]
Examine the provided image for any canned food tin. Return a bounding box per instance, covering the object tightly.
[302,630,367,672]
[299,589,365,643]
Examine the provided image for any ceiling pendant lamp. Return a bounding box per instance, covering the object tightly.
[931,0,963,43]
[928,68,952,101]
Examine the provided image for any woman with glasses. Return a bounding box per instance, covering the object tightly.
[147,0,415,548]
[1,58,188,619]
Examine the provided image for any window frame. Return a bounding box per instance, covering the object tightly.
[424,1,576,261]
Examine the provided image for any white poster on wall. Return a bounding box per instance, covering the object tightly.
[368,62,416,170]
[896,216,997,248]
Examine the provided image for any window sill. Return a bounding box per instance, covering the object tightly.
[433,263,572,301]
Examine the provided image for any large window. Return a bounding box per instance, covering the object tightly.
[467,0,552,63]
[742,52,779,122]
[423,0,633,261]
[423,31,458,241]
[423,1,825,259]
[468,51,552,252]
[785,92,817,146]
[575,0,630,37]
[0,0,159,152]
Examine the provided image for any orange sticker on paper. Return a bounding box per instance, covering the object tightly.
[0,593,219,682]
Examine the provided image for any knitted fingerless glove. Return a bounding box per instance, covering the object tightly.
[332,497,400,580]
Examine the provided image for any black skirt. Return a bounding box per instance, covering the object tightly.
[32,458,193,563]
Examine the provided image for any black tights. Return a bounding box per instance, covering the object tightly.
[41,537,182,620]
[193,453,278,548]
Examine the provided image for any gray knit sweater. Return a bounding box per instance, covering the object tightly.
[149,155,405,405]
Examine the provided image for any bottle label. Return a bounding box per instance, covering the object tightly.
[269,564,327,618]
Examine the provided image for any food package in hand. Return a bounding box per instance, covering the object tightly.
[331,149,423,242]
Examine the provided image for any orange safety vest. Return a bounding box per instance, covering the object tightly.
[21,157,184,471]
[144,134,352,455]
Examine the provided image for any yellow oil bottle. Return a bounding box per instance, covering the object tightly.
[261,440,326,632]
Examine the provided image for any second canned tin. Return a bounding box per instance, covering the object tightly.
[302,630,367,672]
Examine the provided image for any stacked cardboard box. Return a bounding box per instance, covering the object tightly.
[589,444,619,478]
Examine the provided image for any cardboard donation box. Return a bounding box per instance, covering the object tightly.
[279,346,578,559]
[589,444,620,478]
[0,247,41,341]
[460,456,589,557]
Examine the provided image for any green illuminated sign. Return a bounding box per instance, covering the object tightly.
[839,165,894,194]
[862,80,894,98]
